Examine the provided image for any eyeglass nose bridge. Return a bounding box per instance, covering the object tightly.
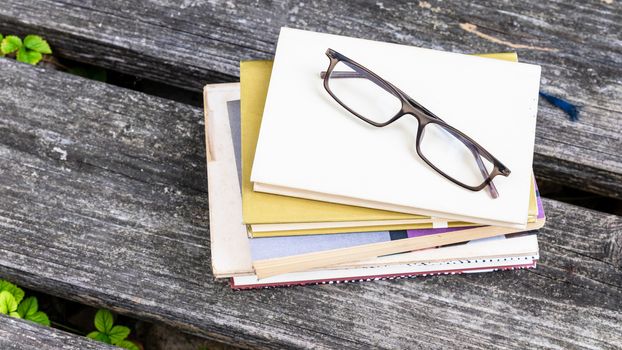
[401,105,435,127]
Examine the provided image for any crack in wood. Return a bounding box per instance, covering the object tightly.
[459,23,558,52]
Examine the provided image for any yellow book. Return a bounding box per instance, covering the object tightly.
[242,53,535,237]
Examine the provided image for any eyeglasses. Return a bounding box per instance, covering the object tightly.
[321,48,510,198]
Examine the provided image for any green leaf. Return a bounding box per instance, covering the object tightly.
[26,311,50,326]
[17,296,38,318]
[23,35,52,54]
[94,309,114,333]
[115,340,140,350]
[108,325,131,343]
[16,47,43,65]
[0,296,8,314]
[1,35,22,54]
[0,291,18,315]
[9,311,21,318]
[87,331,112,344]
[0,280,25,304]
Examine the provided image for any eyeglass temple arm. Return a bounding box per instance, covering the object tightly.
[469,141,499,198]
[321,71,499,198]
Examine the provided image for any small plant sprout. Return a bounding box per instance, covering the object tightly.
[87,309,139,350]
[0,34,52,65]
[0,279,50,326]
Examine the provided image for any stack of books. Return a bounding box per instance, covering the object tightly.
[204,28,545,289]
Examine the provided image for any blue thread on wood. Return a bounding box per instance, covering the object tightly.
[539,91,579,122]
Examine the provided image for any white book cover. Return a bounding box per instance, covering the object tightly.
[251,28,541,228]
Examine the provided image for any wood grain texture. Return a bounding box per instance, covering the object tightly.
[0,0,620,198]
[0,315,116,350]
[0,58,621,349]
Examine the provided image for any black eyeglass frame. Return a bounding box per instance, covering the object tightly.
[321,48,511,196]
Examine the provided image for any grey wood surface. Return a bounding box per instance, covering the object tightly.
[0,58,621,349]
[0,315,116,350]
[0,0,620,199]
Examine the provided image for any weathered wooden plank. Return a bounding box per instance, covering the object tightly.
[0,58,621,349]
[0,315,116,350]
[1,0,619,199]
